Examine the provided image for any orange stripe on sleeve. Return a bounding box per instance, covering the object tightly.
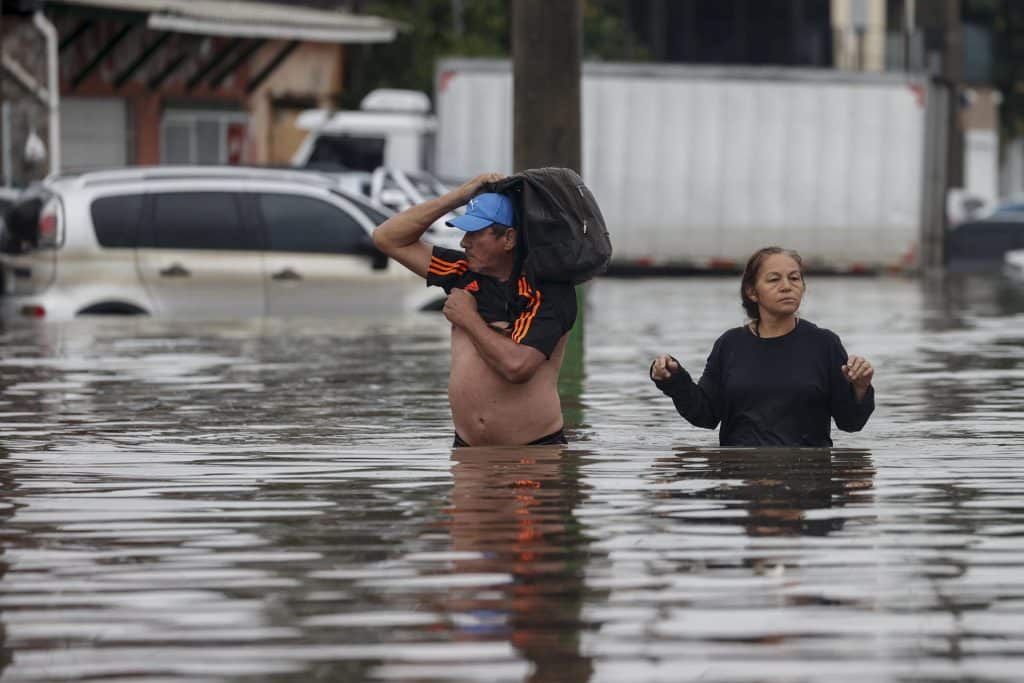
[429,264,467,276]
[428,257,468,275]
[513,290,542,343]
[431,256,468,268]
[512,278,533,341]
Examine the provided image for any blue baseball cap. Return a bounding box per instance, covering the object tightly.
[446,193,514,232]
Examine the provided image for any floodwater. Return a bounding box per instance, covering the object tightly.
[0,274,1023,682]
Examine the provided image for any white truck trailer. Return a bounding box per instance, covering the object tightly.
[435,59,948,272]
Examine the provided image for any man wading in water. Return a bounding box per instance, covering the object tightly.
[372,173,578,447]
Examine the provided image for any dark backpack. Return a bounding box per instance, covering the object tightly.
[488,167,612,285]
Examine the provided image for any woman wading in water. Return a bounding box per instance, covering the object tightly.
[650,247,875,447]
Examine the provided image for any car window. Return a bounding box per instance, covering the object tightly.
[258,193,369,254]
[91,194,143,248]
[330,190,390,225]
[145,192,251,250]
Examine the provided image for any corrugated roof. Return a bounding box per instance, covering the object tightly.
[52,0,399,43]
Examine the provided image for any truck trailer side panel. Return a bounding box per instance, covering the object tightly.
[435,60,929,271]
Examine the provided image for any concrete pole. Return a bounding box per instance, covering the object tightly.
[512,0,585,405]
[511,0,581,173]
[904,0,916,71]
[2,102,12,187]
[942,0,964,192]
[915,0,963,271]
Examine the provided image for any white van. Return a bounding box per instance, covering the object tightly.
[0,166,443,321]
[290,89,436,174]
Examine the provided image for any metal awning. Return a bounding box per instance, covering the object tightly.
[52,0,400,44]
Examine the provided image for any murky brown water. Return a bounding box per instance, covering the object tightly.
[1,274,1023,682]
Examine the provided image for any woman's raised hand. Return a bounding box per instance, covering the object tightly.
[650,354,681,381]
[842,355,874,402]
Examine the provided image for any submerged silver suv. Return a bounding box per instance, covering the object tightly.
[0,167,444,321]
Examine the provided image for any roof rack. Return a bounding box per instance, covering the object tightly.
[72,165,339,189]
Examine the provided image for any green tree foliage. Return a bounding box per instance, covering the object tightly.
[582,0,651,61]
[340,0,648,108]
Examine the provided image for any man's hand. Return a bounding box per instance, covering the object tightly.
[651,354,681,381]
[454,172,505,204]
[443,288,480,329]
[842,355,874,402]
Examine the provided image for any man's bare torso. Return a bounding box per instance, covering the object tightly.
[448,323,568,446]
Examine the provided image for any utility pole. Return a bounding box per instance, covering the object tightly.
[916,0,964,271]
[511,0,585,416]
[903,0,917,71]
[511,0,581,173]
[942,0,965,194]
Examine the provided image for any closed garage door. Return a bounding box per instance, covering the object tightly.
[61,97,128,170]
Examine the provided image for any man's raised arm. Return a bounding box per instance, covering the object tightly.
[372,172,504,278]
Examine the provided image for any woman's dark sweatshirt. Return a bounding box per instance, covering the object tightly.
[652,319,874,447]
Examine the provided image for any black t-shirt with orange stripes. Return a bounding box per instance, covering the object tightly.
[427,246,577,359]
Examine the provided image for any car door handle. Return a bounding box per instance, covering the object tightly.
[159,263,190,278]
[271,268,302,281]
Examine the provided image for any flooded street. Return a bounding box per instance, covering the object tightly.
[1,274,1023,682]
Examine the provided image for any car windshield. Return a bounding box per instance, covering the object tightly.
[398,172,464,214]
[306,134,385,173]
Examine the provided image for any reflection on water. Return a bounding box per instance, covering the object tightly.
[922,271,1024,329]
[653,448,875,538]
[0,275,1023,681]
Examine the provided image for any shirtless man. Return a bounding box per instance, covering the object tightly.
[372,173,577,447]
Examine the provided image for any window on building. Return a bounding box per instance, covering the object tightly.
[160,110,249,165]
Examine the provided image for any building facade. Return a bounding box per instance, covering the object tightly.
[0,0,398,184]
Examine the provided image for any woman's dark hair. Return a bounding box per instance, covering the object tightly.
[740,247,804,319]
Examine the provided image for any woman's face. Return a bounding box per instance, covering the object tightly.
[746,253,804,318]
